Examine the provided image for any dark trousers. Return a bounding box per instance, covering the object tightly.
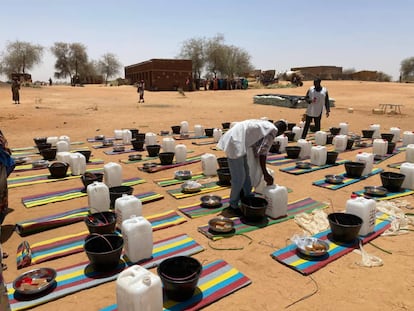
[301,114,322,139]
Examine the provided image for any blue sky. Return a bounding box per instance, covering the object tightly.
[1,0,412,81]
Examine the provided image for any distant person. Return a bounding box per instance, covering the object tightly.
[11,78,20,104]
[217,119,287,214]
[49,78,53,86]
[137,80,145,103]
[301,78,330,139]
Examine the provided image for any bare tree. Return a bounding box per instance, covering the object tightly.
[98,53,122,85]
[0,40,43,78]
[179,37,205,79]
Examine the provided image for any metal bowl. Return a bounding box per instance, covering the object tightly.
[325,174,345,184]
[113,145,125,152]
[208,216,234,233]
[200,195,222,207]
[295,237,329,257]
[95,135,105,141]
[181,181,202,193]
[295,161,311,169]
[32,159,49,169]
[174,170,192,180]
[128,154,142,161]
[13,267,57,295]
[364,186,388,197]
[142,162,158,171]
[102,139,114,147]
[12,156,27,165]
[160,130,170,136]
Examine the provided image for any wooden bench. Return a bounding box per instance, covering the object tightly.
[379,104,403,114]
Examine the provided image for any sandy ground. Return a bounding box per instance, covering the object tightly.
[0,81,413,311]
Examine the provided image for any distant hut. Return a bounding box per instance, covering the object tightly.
[124,59,192,91]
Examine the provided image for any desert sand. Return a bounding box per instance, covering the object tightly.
[0,80,413,311]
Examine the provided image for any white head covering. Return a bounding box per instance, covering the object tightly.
[217,119,277,159]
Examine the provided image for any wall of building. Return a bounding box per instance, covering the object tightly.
[125,59,192,91]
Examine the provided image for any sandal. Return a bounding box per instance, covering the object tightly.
[2,252,8,259]
[1,263,7,270]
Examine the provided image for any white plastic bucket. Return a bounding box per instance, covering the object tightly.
[355,152,374,176]
[314,131,327,146]
[116,265,163,311]
[69,152,86,175]
[373,139,387,156]
[369,124,381,139]
[161,137,176,153]
[180,121,189,134]
[346,196,376,236]
[104,162,122,188]
[275,135,288,153]
[122,216,153,263]
[292,126,303,141]
[87,181,110,212]
[56,140,70,153]
[145,132,157,146]
[122,129,132,144]
[56,151,72,164]
[201,153,217,176]
[174,144,187,163]
[46,136,58,146]
[390,127,401,142]
[400,162,414,190]
[194,125,204,137]
[310,145,327,166]
[264,184,288,218]
[406,144,414,163]
[115,195,142,229]
[213,128,222,142]
[339,122,349,135]
[333,134,348,152]
[297,139,312,159]
[402,131,414,146]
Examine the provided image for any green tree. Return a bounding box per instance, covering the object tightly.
[50,42,88,80]
[400,57,414,81]
[98,53,122,85]
[0,40,43,78]
[205,34,226,78]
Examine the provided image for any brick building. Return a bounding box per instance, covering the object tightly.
[124,58,192,91]
[290,66,343,80]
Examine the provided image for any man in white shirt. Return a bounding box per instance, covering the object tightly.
[217,119,287,213]
[301,79,330,139]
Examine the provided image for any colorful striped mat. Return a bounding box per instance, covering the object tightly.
[16,207,90,236]
[178,195,231,218]
[373,148,404,164]
[198,197,328,240]
[11,141,85,152]
[87,136,117,142]
[8,168,103,188]
[167,181,230,199]
[15,207,185,236]
[11,146,90,157]
[104,148,136,155]
[16,210,187,268]
[271,213,392,275]
[21,178,148,208]
[138,155,203,173]
[8,234,204,311]
[312,168,383,190]
[387,161,404,169]
[173,135,209,140]
[101,259,252,311]
[266,154,297,166]
[280,159,349,175]
[119,150,195,164]
[352,187,414,201]
[13,158,104,173]
[154,172,206,187]
[191,140,216,145]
